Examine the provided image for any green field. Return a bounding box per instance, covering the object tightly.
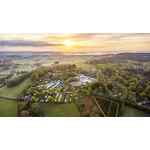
[96,63,119,69]
[0,100,17,117]
[0,78,31,97]
[0,78,31,117]
[42,103,80,117]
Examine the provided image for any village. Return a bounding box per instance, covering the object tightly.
[15,63,100,117]
[20,65,97,104]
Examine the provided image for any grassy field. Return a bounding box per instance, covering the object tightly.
[0,78,31,117]
[0,78,31,97]
[96,63,119,69]
[0,100,17,117]
[42,103,80,117]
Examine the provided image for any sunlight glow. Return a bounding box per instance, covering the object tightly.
[63,40,75,47]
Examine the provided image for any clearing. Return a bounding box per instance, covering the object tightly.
[42,103,80,117]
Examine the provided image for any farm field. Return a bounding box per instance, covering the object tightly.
[42,103,80,117]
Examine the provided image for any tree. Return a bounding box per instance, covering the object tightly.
[30,103,43,117]
[20,110,30,117]
[54,61,59,64]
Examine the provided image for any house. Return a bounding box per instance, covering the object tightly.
[70,74,97,87]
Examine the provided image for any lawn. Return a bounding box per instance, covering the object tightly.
[42,103,80,117]
[0,78,31,97]
[0,78,31,117]
[0,100,17,117]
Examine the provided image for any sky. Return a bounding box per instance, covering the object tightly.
[0,33,150,54]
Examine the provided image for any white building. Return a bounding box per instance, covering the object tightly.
[70,74,97,87]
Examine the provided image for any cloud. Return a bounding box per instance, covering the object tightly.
[0,40,62,47]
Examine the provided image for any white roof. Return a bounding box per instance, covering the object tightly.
[70,74,97,86]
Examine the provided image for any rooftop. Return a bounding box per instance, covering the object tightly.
[70,74,97,87]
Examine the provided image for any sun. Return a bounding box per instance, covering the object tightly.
[63,40,75,47]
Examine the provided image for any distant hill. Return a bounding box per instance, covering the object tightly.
[0,51,63,59]
[88,53,150,64]
[1,51,150,63]
[114,53,150,61]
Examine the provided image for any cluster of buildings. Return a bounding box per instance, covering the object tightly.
[22,74,97,103]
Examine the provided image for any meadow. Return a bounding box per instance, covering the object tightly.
[42,103,80,117]
[0,78,31,116]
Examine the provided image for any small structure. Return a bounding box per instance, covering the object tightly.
[70,74,97,87]
[46,80,64,89]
